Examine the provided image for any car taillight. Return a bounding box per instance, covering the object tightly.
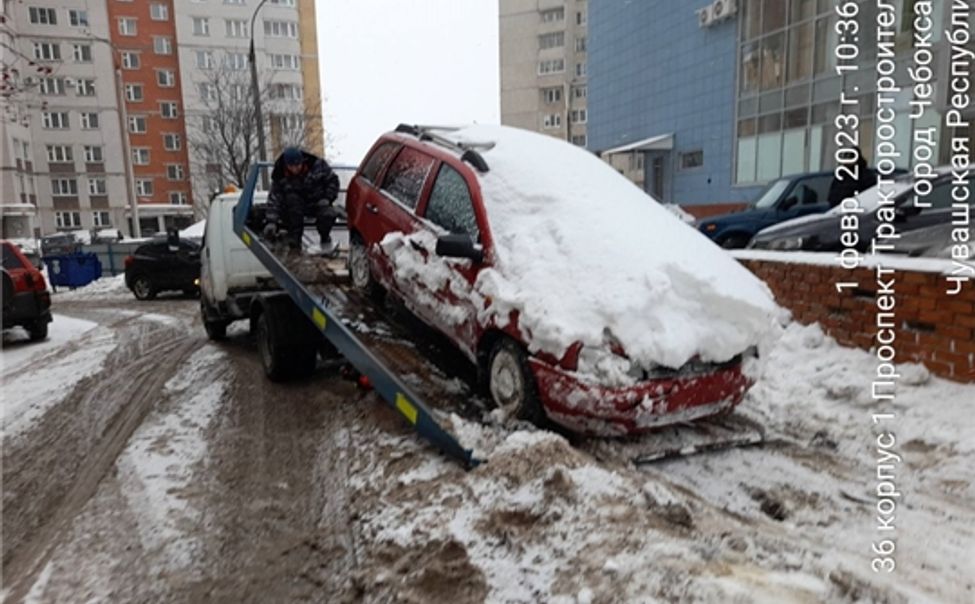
[124,255,134,268]
[32,271,47,292]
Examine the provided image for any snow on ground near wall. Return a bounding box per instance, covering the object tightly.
[347,321,975,603]
[732,249,968,275]
[449,124,779,371]
[51,274,130,300]
[1,316,115,439]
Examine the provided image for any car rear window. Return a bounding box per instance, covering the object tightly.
[360,142,398,184]
[381,147,437,210]
[424,164,480,239]
[136,244,165,258]
[2,244,25,270]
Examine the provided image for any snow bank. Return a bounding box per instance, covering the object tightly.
[449,125,778,372]
[52,274,129,300]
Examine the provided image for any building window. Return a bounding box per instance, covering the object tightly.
[153,36,173,55]
[264,19,298,37]
[92,210,111,226]
[542,87,562,104]
[89,180,108,196]
[136,179,154,196]
[225,19,248,37]
[225,52,248,70]
[121,51,140,69]
[73,44,92,62]
[573,84,587,99]
[41,112,69,129]
[33,42,61,61]
[269,0,296,5]
[575,37,587,52]
[29,7,57,24]
[679,150,704,170]
[132,148,150,165]
[542,114,562,129]
[270,54,300,70]
[51,178,78,196]
[571,134,587,147]
[169,191,188,205]
[163,133,181,150]
[540,8,564,22]
[197,83,217,101]
[195,50,215,69]
[538,31,565,50]
[157,70,176,87]
[150,3,169,21]
[160,102,179,119]
[538,58,565,75]
[80,112,99,129]
[125,83,144,102]
[39,77,66,95]
[128,116,147,133]
[84,146,103,162]
[166,164,185,180]
[68,10,88,27]
[570,109,587,124]
[192,17,210,36]
[576,10,587,25]
[270,83,301,100]
[118,17,137,36]
[575,62,587,77]
[225,0,246,4]
[76,79,96,96]
[46,145,73,162]
[56,211,82,229]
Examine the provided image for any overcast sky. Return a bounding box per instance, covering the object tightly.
[317,0,501,165]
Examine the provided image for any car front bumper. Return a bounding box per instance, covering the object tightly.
[528,359,753,436]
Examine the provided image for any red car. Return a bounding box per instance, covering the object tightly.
[2,241,52,341]
[345,125,775,435]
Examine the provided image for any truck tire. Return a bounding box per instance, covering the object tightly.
[487,337,546,427]
[255,297,317,382]
[201,301,229,340]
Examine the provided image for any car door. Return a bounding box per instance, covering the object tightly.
[406,162,486,353]
[370,146,438,293]
[176,241,201,287]
[350,141,400,246]
[776,175,831,223]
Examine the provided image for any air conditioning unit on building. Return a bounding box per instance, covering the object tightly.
[697,5,714,27]
[697,0,737,28]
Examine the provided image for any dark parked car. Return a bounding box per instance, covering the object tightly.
[749,169,974,252]
[124,239,201,300]
[2,240,52,341]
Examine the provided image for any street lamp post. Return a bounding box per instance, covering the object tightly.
[249,0,269,189]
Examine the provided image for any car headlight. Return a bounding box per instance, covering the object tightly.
[769,236,804,251]
[703,223,718,232]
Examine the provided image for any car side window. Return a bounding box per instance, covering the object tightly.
[2,244,25,270]
[380,147,436,210]
[923,181,958,210]
[424,164,480,240]
[360,142,398,185]
[800,176,832,204]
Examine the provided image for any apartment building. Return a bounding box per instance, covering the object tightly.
[1,0,131,237]
[499,0,588,147]
[174,0,324,206]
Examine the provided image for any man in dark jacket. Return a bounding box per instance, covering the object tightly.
[263,146,340,253]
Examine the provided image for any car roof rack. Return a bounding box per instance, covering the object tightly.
[394,123,492,173]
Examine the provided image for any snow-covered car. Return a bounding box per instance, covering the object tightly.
[346,124,777,435]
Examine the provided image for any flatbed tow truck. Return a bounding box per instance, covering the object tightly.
[232,157,766,470]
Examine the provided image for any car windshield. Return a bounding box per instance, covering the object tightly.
[750,179,790,209]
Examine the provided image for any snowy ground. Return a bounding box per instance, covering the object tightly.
[2,277,973,603]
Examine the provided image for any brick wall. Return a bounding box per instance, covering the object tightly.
[738,258,975,383]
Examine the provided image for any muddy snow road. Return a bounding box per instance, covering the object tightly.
[2,278,974,603]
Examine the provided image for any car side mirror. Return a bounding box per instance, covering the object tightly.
[780,196,798,211]
[436,234,483,263]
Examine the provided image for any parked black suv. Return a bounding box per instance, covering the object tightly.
[124,239,201,300]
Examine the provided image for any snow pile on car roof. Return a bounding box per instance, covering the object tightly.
[451,124,779,371]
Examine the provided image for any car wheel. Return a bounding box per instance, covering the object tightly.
[348,234,384,301]
[488,338,546,426]
[132,275,156,300]
[719,234,751,249]
[28,319,49,342]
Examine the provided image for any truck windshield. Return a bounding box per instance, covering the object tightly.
[750,178,790,209]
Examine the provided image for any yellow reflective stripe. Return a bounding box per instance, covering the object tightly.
[312,307,327,330]
[242,231,252,246]
[396,393,418,425]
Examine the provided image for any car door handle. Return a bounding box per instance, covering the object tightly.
[365,203,379,214]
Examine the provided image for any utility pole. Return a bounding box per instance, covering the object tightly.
[249,0,269,190]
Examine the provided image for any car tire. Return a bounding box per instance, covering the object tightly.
[348,234,384,302]
[256,299,317,382]
[487,338,546,427]
[719,234,751,249]
[131,275,156,300]
[28,319,48,342]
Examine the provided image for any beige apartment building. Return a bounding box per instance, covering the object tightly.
[174,0,324,208]
[499,0,588,147]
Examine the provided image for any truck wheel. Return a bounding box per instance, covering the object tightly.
[204,319,228,340]
[131,275,156,300]
[348,234,384,301]
[487,338,546,426]
[28,320,49,342]
[256,298,317,382]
